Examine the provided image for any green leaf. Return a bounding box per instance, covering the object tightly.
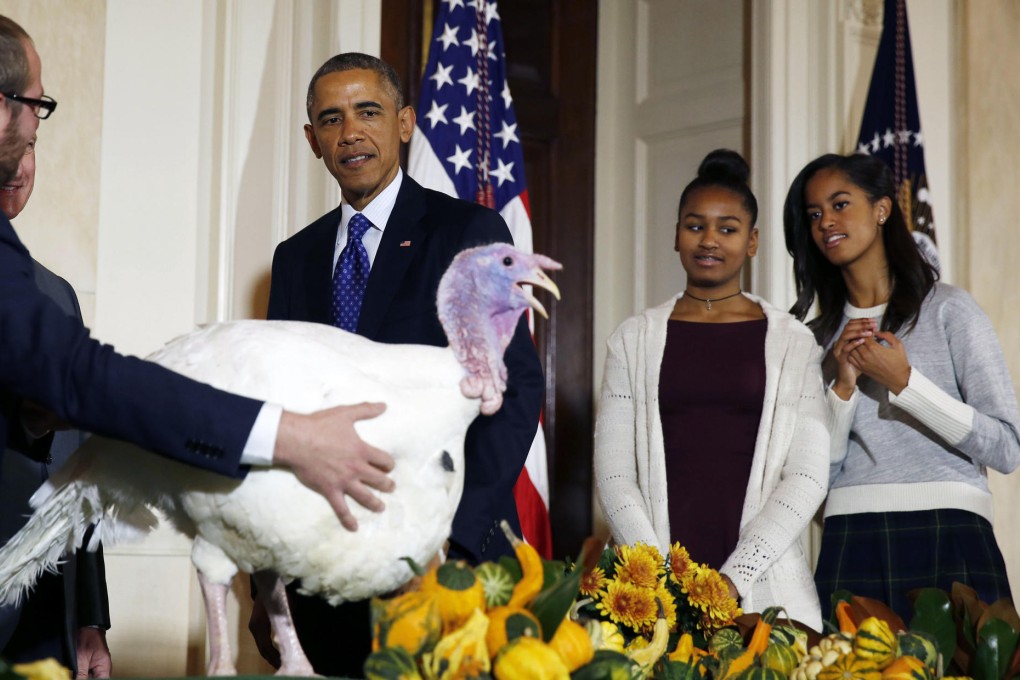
[973,618,1020,680]
[498,555,523,583]
[910,588,957,668]
[528,565,583,642]
[541,558,566,589]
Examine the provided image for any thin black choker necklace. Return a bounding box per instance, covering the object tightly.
[683,290,742,310]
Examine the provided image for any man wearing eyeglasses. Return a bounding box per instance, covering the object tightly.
[3,90,54,119]
[0,132,113,677]
[0,15,399,567]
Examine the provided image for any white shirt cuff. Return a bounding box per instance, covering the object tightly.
[241,403,283,466]
[889,368,975,446]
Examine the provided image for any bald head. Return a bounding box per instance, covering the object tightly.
[0,16,38,186]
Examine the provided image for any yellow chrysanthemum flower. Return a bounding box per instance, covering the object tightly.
[654,582,679,631]
[580,565,609,598]
[631,542,664,567]
[668,543,697,585]
[615,544,662,589]
[703,588,742,629]
[596,579,658,632]
[682,564,730,615]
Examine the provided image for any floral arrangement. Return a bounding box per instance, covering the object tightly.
[364,527,1005,680]
[575,541,742,647]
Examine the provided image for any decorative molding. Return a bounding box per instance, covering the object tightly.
[844,0,883,28]
[272,0,296,248]
[750,0,839,312]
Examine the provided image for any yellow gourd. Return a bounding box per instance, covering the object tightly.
[485,605,542,657]
[419,560,486,634]
[371,590,443,655]
[493,636,570,680]
[424,608,491,680]
[627,604,670,670]
[11,659,71,680]
[548,617,595,671]
[669,632,709,675]
[817,652,883,680]
[500,520,544,608]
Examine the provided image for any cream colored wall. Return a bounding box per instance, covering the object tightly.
[958,0,1020,600]
[0,0,104,327]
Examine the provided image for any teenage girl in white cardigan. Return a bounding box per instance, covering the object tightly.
[593,150,830,630]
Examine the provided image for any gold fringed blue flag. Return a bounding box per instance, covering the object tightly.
[855,0,939,270]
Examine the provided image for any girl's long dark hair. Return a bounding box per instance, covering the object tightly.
[783,153,937,347]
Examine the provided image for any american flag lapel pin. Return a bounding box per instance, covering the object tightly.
[400,240,412,247]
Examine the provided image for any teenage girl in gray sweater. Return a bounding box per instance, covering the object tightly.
[783,152,1020,621]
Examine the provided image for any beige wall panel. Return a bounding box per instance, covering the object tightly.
[960,0,1020,600]
[640,125,745,308]
[635,0,745,313]
[0,0,105,328]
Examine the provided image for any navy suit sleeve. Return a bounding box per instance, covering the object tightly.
[447,210,545,563]
[267,245,290,321]
[0,217,260,478]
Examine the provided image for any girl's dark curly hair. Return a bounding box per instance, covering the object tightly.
[783,153,937,347]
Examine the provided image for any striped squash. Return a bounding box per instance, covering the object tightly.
[895,632,938,669]
[817,653,883,680]
[854,617,897,669]
[882,655,930,680]
[761,643,800,675]
[710,628,746,659]
[737,667,787,680]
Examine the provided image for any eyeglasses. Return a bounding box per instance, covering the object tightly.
[3,92,57,120]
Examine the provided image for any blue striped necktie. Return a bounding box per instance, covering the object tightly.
[331,213,372,332]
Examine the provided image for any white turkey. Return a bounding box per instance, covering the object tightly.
[0,243,560,676]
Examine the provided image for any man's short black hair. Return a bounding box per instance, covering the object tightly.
[305,52,404,120]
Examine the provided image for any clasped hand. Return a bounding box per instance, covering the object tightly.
[831,318,911,399]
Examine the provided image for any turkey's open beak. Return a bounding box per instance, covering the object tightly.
[517,269,561,319]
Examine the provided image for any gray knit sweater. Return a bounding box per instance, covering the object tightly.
[825,283,1020,521]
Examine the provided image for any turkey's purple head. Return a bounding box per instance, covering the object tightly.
[437,243,561,415]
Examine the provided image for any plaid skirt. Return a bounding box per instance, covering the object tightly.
[815,509,1012,623]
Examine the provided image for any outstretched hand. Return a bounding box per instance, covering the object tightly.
[847,330,911,395]
[273,402,395,531]
[830,318,877,400]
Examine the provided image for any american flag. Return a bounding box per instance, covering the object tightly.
[855,0,939,271]
[408,0,552,557]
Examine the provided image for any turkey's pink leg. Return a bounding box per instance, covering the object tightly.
[252,571,318,677]
[198,571,237,676]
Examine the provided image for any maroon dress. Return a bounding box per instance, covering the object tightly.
[660,319,767,569]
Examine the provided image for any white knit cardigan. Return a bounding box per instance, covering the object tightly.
[593,293,829,629]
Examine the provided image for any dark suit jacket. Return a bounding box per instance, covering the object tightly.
[0,213,263,478]
[266,175,544,675]
[0,262,110,673]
